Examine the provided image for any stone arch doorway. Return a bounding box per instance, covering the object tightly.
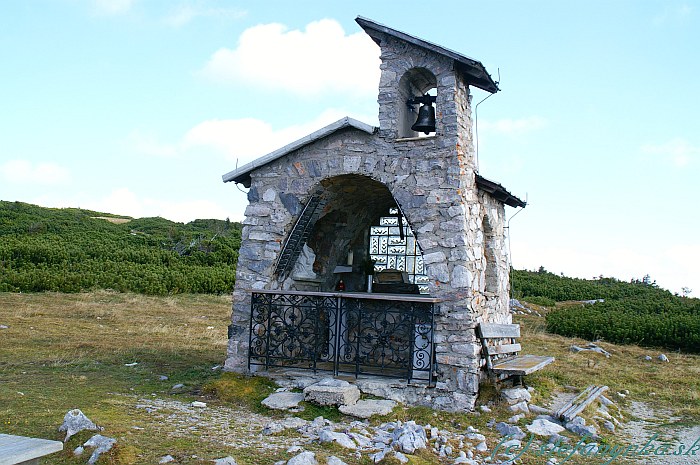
[287,173,424,293]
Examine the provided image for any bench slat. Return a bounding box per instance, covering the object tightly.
[491,355,555,375]
[485,343,522,356]
[479,323,520,338]
[0,434,63,465]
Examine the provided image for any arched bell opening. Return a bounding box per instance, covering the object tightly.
[398,67,438,138]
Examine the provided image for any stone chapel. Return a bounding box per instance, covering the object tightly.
[221,17,525,411]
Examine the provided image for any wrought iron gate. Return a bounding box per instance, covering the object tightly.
[248,291,436,384]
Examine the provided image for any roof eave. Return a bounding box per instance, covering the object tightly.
[355,16,499,94]
[475,174,526,208]
[222,117,376,187]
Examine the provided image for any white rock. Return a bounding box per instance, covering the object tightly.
[191,401,207,408]
[261,391,305,410]
[339,399,396,418]
[318,429,356,449]
[658,354,669,362]
[287,451,318,465]
[509,401,529,414]
[73,446,84,456]
[500,388,531,405]
[327,456,348,465]
[58,409,101,442]
[213,457,237,465]
[159,455,175,464]
[526,418,565,436]
[83,435,116,465]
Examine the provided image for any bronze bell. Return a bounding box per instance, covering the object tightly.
[408,94,437,134]
[411,102,436,134]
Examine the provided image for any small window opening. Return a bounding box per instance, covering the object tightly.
[369,208,430,294]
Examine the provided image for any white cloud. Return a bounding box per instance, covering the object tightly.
[91,0,134,15]
[641,138,698,167]
[132,108,376,164]
[164,5,247,27]
[199,19,380,97]
[0,160,71,186]
[478,116,547,135]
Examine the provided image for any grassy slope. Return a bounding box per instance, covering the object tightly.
[1,292,698,465]
[0,201,241,295]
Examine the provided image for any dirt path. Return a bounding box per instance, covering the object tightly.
[620,401,700,465]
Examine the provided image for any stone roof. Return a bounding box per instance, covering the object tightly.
[221,117,376,186]
[355,16,499,93]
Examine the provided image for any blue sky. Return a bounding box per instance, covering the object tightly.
[1,1,698,295]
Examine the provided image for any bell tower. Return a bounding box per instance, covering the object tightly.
[356,16,499,173]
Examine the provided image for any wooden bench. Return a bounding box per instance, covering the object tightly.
[477,323,554,387]
[0,434,63,465]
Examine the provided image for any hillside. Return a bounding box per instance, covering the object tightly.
[0,201,241,295]
[513,268,700,353]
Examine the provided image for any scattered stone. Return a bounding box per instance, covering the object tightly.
[73,446,84,456]
[658,353,669,362]
[287,451,317,465]
[263,417,308,435]
[304,378,360,407]
[124,362,138,367]
[318,429,356,449]
[159,455,175,463]
[0,325,8,329]
[83,434,116,465]
[339,399,396,418]
[601,420,616,432]
[261,391,305,410]
[569,343,610,357]
[476,441,488,452]
[495,422,526,440]
[479,405,492,413]
[172,383,185,390]
[465,431,485,442]
[213,456,237,465]
[191,401,207,408]
[643,355,652,361]
[526,418,565,436]
[392,421,428,454]
[327,456,348,465]
[509,401,529,414]
[287,445,304,454]
[529,404,550,415]
[59,409,101,442]
[159,375,169,381]
[507,414,525,423]
[565,416,598,438]
[211,365,223,371]
[500,387,531,405]
[394,451,409,463]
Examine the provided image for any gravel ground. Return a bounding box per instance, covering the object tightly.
[620,401,700,465]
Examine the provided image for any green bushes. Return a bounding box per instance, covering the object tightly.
[0,201,241,295]
[512,268,700,353]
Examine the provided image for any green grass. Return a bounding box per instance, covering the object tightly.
[2,291,698,465]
